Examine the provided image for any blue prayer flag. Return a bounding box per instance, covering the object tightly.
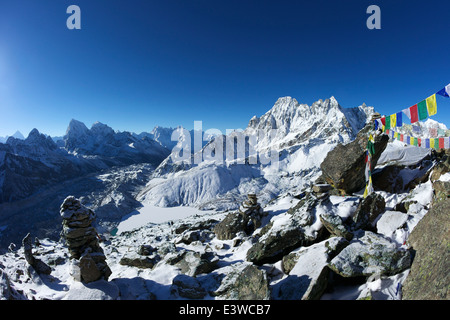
[396,112,402,127]
[437,84,450,98]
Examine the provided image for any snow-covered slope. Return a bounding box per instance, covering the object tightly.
[139,97,373,210]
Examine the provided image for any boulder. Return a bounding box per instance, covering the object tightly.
[376,211,409,239]
[213,212,247,240]
[319,212,353,240]
[233,265,271,300]
[351,192,385,230]
[119,254,160,269]
[402,198,450,300]
[320,126,389,194]
[21,233,52,275]
[246,193,326,265]
[171,274,207,299]
[0,270,14,300]
[276,237,349,300]
[328,231,411,278]
[175,249,219,277]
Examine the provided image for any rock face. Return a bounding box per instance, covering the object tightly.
[402,198,450,300]
[60,196,111,283]
[320,126,389,194]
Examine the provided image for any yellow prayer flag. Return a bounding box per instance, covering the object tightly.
[430,138,435,149]
[390,114,397,128]
[426,94,437,116]
[410,137,415,146]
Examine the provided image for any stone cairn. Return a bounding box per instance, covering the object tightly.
[60,196,111,283]
[239,194,264,230]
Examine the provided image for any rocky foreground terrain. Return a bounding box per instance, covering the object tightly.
[1,123,448,300]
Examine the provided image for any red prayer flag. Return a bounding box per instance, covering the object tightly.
[380,117,386,126]
[410,104,419,123]
[439,137,445,149]
[400,134,404,142]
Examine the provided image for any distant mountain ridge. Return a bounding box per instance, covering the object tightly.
[138,97,374,210]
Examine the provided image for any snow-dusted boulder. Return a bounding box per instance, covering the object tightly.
[320,126,389,194]
[328,231,411,278]
[275,237,349,300]
[246,193,326,265]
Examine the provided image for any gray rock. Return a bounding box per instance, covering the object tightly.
[402,198,450,300]
[351,192,385,230]
[233,265,271,300]
[171,274,207,299]
[175,250,219,277]
[213,212,247,240]
[277,237,349,300]
[320,126,389,194]
[21,233,52,275]
[319,212,353,240]
[328,231,411,277]
[119,254,160,269]
[79,253,102,283]
[246,193,325,265]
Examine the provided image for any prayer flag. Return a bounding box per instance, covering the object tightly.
[396,112,402,127]
[413,137,418,147]
[430,138,435,149]
[425,139,430,148]
[435,138,440,150]
[445,137,450,149]
[418,100,428,121]
[406,136,410,144]
[436,84,450,98]
[400,134,404,142]
[418,138,421,147]
[429,128,437,137]
[426,94,437,116]
[385,116,391,130]
[402,108,411,120]
[380,117,386,126]
[390,114,397,128]
[439,137,445,149]
[410,104,419,123]
[367,134,375,156]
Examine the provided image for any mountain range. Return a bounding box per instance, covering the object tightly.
[0,97,373,248]
[0,95,448,301]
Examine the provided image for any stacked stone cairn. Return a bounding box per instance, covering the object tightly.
[239,194,264,230]
[60,196,111,283]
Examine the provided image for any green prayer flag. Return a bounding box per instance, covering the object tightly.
[418,100,428,121]
[385,116,391,130]
[434,138,440,150]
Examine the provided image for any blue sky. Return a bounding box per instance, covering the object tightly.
[0,0,449,137]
